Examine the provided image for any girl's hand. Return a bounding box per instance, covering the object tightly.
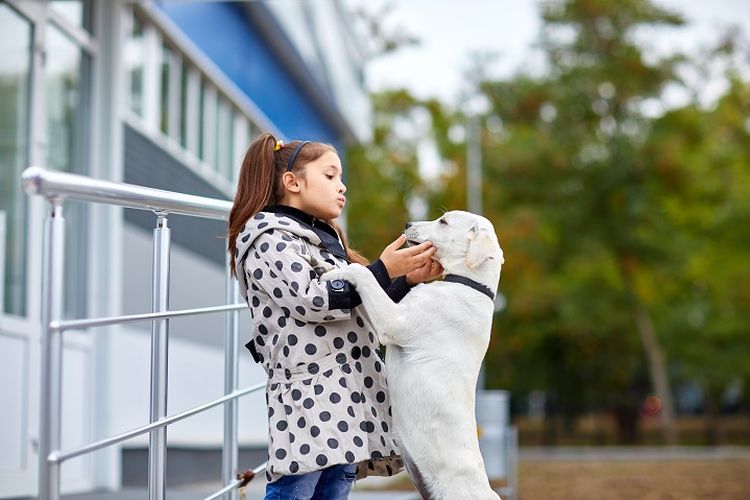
[379,235,436,278]
[405,258,444,285]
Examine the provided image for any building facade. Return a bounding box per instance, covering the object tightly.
[0,1,370,497]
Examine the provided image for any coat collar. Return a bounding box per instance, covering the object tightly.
[234,207,348,301]
[264,205,347,261]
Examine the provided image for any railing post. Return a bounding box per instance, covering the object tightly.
[507,426,519,500]
[222,258,240,499]
[0,210,6,309]
[149,214,171,500]
[39,202,66,500]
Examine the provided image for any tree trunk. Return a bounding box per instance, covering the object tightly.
[613,404,640,444]
[632,300,678,445]
[704,385,721,445]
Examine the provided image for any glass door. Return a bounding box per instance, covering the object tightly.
[0,1,95,496]
[0,4,37,496]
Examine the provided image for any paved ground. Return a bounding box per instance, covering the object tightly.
[61,447,750,500]
[63,487,418,500]
[63,473,418,500]
[520,445,750,461]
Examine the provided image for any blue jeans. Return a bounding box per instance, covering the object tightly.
[263,463,357,500]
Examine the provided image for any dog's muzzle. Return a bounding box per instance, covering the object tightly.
[404,222,426,247]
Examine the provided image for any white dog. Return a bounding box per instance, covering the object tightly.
[323,211,504,500]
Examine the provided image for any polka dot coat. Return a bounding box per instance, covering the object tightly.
[234,209,403,483]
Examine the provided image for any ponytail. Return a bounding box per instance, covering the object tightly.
[228,133,278,277]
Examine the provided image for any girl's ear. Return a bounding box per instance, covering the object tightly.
[281,171,302,193]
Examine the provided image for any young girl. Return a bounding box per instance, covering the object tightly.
[227,133,441,499]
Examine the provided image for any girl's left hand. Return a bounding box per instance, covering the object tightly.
[405,258,443,285]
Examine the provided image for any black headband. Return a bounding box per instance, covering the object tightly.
[286,141,310,172]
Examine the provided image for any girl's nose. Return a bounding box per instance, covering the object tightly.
[339,183,347,194]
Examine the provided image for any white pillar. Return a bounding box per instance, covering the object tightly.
[476,389,510,479]
[90,0,127,490]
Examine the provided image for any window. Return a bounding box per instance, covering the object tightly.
[123,6,269,188]
[199,80,217,165]
[125,10,145,117]
[232,115,250,183]
[160,42,181,140]
[45,23,90,319]
[215,98,233,178]
[159,43,171,135]
[179,59,189,148]
[50,0,93,33]
[46,25,88,174]
[0,4,32,316]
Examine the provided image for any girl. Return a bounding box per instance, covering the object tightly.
[227,133,442,499]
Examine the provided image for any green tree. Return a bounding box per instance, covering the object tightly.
[345,90,423,260]
[348,0,750,446]
[646,67,750,442]
[479,0,685,443]
[425,0,705,443]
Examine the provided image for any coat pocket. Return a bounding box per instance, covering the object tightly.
[266,353,368,477]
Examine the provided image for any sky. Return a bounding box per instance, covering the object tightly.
[343,0,750,106]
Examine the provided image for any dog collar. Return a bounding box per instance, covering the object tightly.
[444,274,495,301]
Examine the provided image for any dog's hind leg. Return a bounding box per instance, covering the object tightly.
[399,448,435,500]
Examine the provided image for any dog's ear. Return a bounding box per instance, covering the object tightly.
[465,225,496,269]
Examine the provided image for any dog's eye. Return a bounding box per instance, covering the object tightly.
[439,218,448,225]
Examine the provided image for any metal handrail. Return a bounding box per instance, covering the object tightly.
[22,166,232,219]
[203,461,267,500]
[204,481,243,500]
[50,303,246,332]
[24,167,255,500]
[50,383,265,463]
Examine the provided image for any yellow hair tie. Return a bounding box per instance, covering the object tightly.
[273,140,284,151]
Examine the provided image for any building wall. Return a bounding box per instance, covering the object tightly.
[0,0,369,497]
[123,124,229,267]
[263,0,372,143]
[160,1,343,149]
[115,223,267,447]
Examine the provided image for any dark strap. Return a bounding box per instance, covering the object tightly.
[444,274,495,300]
[287,141,310,171]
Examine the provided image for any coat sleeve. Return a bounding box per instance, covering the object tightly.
[385,276,414,303]
[344,260,412,307]
[244,230,353,324]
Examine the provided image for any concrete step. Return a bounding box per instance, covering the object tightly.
[62,488,419,500]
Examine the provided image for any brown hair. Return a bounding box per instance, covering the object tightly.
[228,133,367,276]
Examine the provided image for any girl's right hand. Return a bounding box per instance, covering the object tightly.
[379,234,436,278]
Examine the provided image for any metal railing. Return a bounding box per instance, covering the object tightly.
[23,166,265,500]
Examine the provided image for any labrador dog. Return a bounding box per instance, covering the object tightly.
[323,211,504,499]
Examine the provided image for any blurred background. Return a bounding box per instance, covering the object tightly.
[0,0,748,498]
[343,0,750,497]
[345,0,750,448]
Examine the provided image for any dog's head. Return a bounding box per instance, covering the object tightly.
[404,211,504,286]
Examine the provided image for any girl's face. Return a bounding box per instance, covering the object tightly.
[293,151,347,220]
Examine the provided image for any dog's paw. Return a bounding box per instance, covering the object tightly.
[321,268,351,282]
[321,263,368,286]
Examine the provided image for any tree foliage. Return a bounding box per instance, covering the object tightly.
[347,0,750,444]
[345,90,424,260]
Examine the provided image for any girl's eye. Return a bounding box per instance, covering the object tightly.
[326,175,334,180]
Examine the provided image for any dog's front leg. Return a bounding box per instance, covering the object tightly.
[322,264,405,345]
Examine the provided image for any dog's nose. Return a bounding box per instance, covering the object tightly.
[405,222,412,229]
